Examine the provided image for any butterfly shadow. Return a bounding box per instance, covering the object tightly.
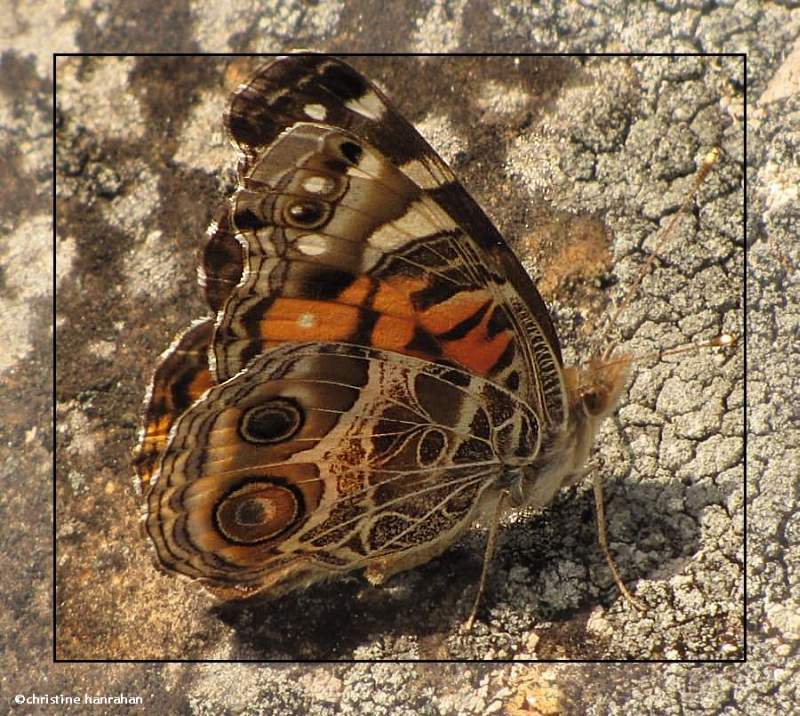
[208,466,715,660]
[487,477,707,608]
[209,546,493,660]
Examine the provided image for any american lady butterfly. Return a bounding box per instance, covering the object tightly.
[134,55,736,627]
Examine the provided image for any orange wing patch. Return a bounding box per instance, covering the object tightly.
[253,274,512,380]
[134,320,214,492]
[258,297,362,342]
[420,289,511,377]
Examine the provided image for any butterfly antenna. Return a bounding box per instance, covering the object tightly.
[589,333,737,611]
[591,147,721,357]
[585,148,738,611]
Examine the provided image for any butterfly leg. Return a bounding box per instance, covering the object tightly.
[592,471,646,611]
[464,490,509,632]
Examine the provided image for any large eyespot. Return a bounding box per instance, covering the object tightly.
[240,398,303,444]
[215,479,302,544]
[284,198,330,229]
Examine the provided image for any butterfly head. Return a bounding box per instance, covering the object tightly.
[558,347,632,474]
[566,347,631,419]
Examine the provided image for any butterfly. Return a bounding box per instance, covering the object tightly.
[133,54,635,617]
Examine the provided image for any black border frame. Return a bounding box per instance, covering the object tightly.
[52,50,748,665]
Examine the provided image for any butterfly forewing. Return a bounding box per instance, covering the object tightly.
[134,318,215,492]
[215,55,567,424]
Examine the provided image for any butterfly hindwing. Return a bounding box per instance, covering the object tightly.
[144,342,541,594]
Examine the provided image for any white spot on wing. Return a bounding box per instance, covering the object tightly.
[367,222,412,251]
[304,103,327,121]
[296,234,328,256]
[345,90,385,120]
[297,313,316,328]
[302,175,336,194]
[367,200,453,251]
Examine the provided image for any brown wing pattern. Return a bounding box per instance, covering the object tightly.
[215,55,567,428]
[136,55,568,598]
[145,342,540,594]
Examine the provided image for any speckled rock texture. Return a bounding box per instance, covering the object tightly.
[1,1,794,714]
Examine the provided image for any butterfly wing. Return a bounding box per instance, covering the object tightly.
[137,56,569,595]
[214,55,568,430]
[133,318,215,492]
[144,342,541,595]
[134,207,244,492]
